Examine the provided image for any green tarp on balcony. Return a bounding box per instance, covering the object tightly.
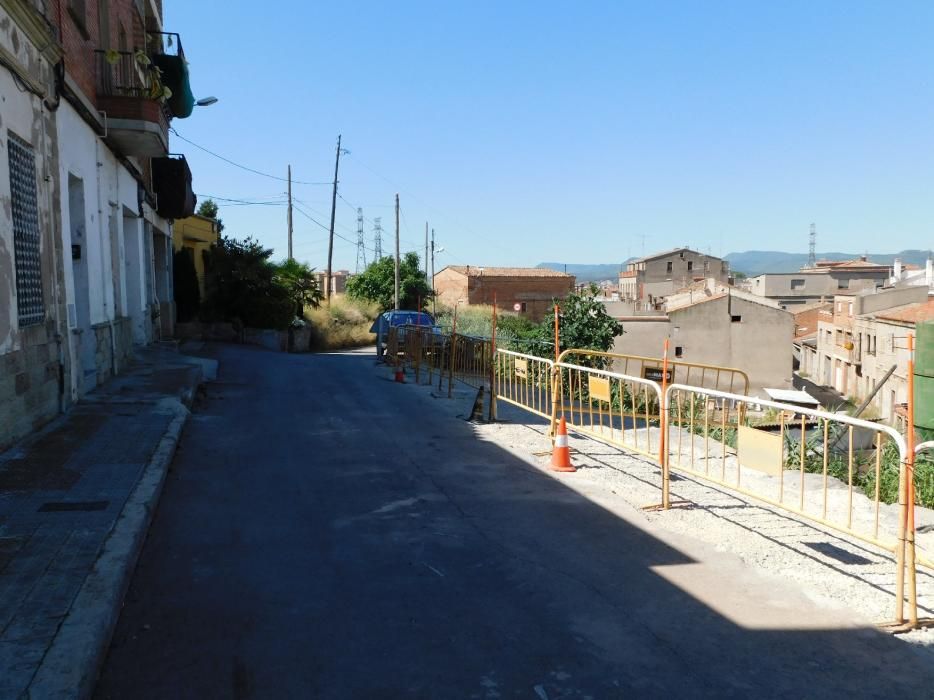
[153,53,195,119]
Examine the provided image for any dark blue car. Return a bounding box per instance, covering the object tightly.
[370,310,438,360]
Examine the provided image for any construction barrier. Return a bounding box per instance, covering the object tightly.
[558,349,750,396]
[915,441,934,574]
[493,349,554,420]
[552,361,664,461]
[385,327,927,625]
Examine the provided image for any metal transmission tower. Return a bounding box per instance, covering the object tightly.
[373,217,383,260]
[355,208,367,272]
[808,223,817,268]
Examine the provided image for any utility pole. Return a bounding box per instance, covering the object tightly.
[355,207,366,273]
[287,164,293,260]
[394,193,400,309]
[326,134,343,305]
[373,217,382,259]
[424,222,429,277]
[431,228,436,315]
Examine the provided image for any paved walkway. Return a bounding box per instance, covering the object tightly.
[0,343,211,699]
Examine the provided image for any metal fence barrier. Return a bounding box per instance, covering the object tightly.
[553,361,664,461]
[384,328,927,625]
[558,349,750,396]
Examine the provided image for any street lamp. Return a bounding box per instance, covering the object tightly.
[195,96,219,107]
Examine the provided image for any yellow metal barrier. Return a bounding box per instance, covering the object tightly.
[558,349,750,396]
[552,361,664,460]
[493,349,555,420]
[914,442,934,574]
[663,383,918,623]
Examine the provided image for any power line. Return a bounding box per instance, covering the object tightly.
[195,193,287,206]
[170,128,332,185]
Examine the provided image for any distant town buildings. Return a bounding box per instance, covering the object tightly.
[618,248,730,308]
[433,266,575,321]
[799,285,932,427]
[747,257,890,309]
[315,270,351,296]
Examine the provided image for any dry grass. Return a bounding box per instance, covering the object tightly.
[305,295,379,351]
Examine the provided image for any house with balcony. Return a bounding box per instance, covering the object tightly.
[0,0,207,449]
[619,248,731,307]
[807,285,931,425]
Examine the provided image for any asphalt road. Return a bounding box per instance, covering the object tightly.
[95,345,934,698]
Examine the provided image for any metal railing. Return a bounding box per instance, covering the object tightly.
[494,349,554,419]
[553,361,664,460]
[558,349,750,396]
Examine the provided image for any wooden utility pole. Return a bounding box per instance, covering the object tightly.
[430,228,436,316]
[394,193,400,309]
[424,222,429,278]
[287,165,293,260]
[326,134,342,304]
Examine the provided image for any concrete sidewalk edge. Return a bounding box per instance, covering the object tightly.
[25,402,190,700]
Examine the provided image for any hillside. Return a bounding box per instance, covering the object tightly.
[725,249,931,275]
[536,262,633,283]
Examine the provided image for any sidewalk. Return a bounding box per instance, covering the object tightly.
[0,342,215,699]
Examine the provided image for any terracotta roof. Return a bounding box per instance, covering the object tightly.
[443,266,573,278]
[629,247,723,264]
[873,299,934,324]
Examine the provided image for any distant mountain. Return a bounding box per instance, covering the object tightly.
[536,262,634,283]
[725,250,932,276]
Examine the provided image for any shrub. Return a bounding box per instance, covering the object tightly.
[306,295,380,351]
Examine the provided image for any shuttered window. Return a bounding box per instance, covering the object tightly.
[8,132,44,327]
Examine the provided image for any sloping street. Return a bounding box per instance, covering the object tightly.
[95,345,934,698]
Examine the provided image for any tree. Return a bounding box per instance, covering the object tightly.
[536,284,623,365]
[345,252,432,311]
[201,235,294,329]
[173,249,200,322]
[197,198,224,234]
[274,258,323,318]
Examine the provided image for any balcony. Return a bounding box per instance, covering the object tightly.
[152,154,196,220]
[94,31,195,158]
[95,49,169,158]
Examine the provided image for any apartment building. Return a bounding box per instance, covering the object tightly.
[801,285,931,425]
[612,290,794,394]
[433,266,575,321]
[747,258,890,309]
[0,0,204,449]
[618,248,730,305]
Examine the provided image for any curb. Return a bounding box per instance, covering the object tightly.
[25,401,190,699]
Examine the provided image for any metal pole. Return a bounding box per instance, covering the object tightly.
[489,292,497,422]
[906,334,918,626]
[660,338,670,509]
[394,194,400,309]
[430,229,435,316]
[287,164,293,260]
[326,135,342,305]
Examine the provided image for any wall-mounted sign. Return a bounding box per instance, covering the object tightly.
[643,366,673,382]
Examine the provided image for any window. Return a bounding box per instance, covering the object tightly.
[687,260,693,271]
[68,0,90,38]
[520,302,527,312]
[790,278,805,290]
[731,315,742,323]
[675,346,683,357]
[8,132,44,327]
[666,261,673,273]
[838,278,850,289]
[848,302,853,315]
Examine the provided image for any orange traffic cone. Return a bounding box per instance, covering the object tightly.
[550,417,576,472]
[394,361,406,383]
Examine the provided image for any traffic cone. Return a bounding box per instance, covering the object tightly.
[550,417,576,472]
[394,361,406,383]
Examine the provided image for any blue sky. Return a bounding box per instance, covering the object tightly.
[168,1,934,272]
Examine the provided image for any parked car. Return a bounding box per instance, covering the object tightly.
[370,310,439,360]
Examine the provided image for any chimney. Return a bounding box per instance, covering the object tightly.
[926,258,933,288]
[894,258,903,280]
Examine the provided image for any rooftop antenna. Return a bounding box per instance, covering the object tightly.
[808,223,816,268]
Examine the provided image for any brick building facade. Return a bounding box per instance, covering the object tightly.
[433,266,575,321]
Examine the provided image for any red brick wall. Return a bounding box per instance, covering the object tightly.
[47,1,150,107]
[434,269,575,322]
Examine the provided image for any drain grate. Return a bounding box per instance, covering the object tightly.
[38,501,110,512]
